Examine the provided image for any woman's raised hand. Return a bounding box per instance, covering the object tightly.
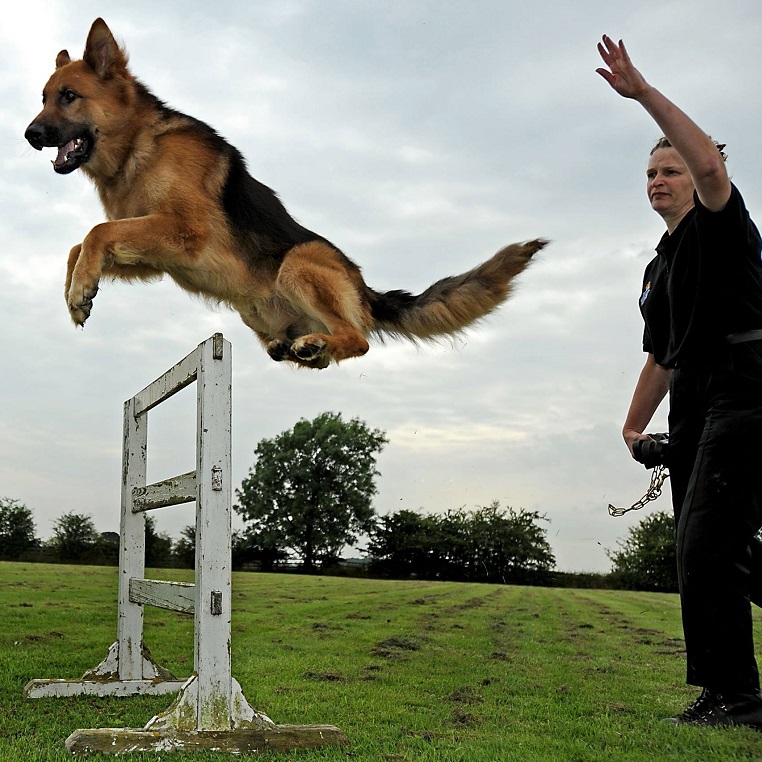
[596,35,649,100]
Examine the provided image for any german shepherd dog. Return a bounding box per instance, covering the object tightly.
[25,19,546,369]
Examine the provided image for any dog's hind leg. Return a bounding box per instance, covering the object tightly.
[275,242,372,367]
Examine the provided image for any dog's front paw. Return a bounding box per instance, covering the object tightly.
[67,282,99,327]
[266,339,292,362]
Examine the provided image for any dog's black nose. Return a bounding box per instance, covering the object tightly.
[25,122,46,151]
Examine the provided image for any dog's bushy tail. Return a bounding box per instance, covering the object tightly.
[368,239,547,341]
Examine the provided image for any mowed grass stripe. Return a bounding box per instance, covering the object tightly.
[2,562,762,761]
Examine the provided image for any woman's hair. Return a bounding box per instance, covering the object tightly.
[650,136,728,162]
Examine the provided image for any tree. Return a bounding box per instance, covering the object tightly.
[465,501,555,584]
[0,497,39,559]
[173,525,196,568]
[235,412,387,571]
[366,509,439,578]
[232,527,289,571]
[49,511,99,562]
[608,510,678,592]
[96,531,120,564]
[367,502,555,583]
[145,515,174,568]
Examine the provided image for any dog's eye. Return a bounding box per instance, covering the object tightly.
[61,90,79,105]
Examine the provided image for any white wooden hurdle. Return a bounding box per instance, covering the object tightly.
[24,334,347,755]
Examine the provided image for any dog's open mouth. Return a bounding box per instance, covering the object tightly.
[53,134,93,174]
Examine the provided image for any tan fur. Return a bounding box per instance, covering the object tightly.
[26,19,546,369]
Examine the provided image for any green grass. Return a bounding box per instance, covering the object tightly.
[2,562,762,761]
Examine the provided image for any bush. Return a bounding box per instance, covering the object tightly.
[608,511,678,592]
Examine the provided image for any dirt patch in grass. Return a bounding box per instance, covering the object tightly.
[360,663,383,681]
[15,632,64,646]
[371,636,423,659]
[400,728,435,745]
[451,707,480,726]
[302,669,347,682]
[606,702,634,714]
[450,597,487,612]
[375,636,422,651]
[410,596,438,606]
[448,685,484,705]
[310,621,342,632]
[653,637,685,656]
[445,684,485,726]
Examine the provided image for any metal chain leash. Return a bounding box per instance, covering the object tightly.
[608,464,670,517]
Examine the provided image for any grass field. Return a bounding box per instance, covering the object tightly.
[2,562,762,761]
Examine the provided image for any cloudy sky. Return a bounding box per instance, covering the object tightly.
[2,0,761,572]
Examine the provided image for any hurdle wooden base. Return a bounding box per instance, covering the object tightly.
[24,679,187,699]
[65,725,349,755]
[64,673,347,755]
[24,641,186,699]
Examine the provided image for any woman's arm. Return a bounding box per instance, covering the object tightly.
[622,353,672,457]
[596,35,731,212]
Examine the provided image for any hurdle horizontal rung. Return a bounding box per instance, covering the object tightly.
[130,335,225,417]
[129,579,195,614]
[132,348,200,417]
[132,471,197,512]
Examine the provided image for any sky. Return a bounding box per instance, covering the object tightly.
[2,0,761,573]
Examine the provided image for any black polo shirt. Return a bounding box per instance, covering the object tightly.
[639,184,762,368]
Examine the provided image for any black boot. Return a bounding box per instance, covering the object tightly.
[666,688,762,729]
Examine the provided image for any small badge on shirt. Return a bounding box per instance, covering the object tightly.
[640,281,651,306]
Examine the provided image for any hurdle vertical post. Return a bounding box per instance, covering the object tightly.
[193,332,233,729]
[117,371,150,686]
[24,333,348,754]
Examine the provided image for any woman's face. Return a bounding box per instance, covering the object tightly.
[646,147,695,225]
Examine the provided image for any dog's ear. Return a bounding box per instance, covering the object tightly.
[83,18,128,78]
[56,50,71,69]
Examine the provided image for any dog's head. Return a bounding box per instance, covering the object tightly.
[25,19,130,175]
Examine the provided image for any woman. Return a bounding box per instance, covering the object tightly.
[597,35,762,728]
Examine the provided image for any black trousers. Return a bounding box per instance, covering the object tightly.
[669,341,762,693]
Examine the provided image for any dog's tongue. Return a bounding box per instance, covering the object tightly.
[54,140,76,167]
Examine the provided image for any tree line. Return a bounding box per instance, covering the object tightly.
[0,412,678,591]
[0,495,557,585]
[0,499,178,567]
